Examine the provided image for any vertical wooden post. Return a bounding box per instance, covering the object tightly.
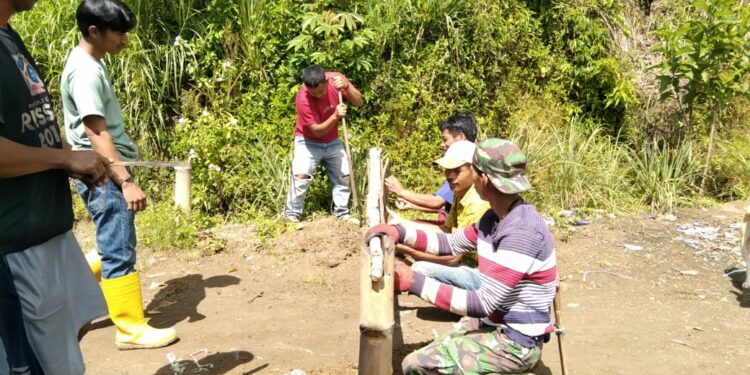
[554,287,568,375]
[338,91,361,221]
[174,161,191,212]
[359,148,395,374]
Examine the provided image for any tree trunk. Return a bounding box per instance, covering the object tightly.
[701,103,719,191]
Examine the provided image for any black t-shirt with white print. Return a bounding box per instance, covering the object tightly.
[0,25,73,255]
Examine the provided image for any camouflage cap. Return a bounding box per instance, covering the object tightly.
[472,138,532,194]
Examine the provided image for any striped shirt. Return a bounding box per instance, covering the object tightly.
[396,203,557,342]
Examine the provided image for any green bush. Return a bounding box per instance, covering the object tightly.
[14,0,750,223]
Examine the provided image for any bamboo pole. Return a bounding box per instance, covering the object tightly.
[338,91,361,223]
[554,287,569,375]
[174,163,192,212]
[359,148,394,375]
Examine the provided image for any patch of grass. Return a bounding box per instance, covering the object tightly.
[135,202,225,257]
[245,215,290,252]
[303,273,334,293]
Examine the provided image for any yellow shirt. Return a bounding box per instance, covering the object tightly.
[445,185,490,231]
[444,185,490,267]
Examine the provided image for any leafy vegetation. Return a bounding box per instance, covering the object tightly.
[134,202,225,256]
[652,0,750,190]
[14,0,750,247]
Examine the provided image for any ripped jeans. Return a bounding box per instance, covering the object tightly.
[284,137,351,220]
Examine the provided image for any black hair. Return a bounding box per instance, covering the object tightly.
[76,0,137,37]
[471,163,484,176]
[439,112,478,142]
[302,65,326,88]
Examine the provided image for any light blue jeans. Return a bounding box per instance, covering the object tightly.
[74,179,137,279]
[411,261,481,291]
[285,137,351,219]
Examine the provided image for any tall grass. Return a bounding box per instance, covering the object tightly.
[631,140,700,211]
[110,34,199,158]
[511,116,635,212]
[243,139,291,216]
[238,0,269,66]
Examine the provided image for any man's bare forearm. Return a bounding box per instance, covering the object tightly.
[0,137,67,178]
[396,244,461,266]
[84,116,129,185]
[308,112,339,138]
[345,85,364,108]
[399,190,447,210]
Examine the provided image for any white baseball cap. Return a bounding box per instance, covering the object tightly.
[434,140,476,169]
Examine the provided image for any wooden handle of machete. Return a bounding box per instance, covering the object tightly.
[554,289,568,375]
[338,90,361,223]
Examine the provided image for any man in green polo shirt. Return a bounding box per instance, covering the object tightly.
[61,0,176,350]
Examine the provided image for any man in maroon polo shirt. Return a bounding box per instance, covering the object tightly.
[284,64,363,223]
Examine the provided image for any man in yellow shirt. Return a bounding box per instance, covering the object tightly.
[396,140,490,290]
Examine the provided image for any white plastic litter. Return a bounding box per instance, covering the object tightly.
[674,221,743,258]
[677,223,720,240]
[189,349,213,373]
[167,353,187,375]
[623,244,643,251]
[557,210,577,218]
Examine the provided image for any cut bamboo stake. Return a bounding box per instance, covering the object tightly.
[358,148,394,375]
[174,163,192,212]
[554,287,569,375]
[338,91,361,224]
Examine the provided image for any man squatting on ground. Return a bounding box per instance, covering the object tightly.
[395,140,490,291]
[61,0,176,349]
[385,112,479,227]
[284,64,363,223]
[366,139,557,374]
[0,0,112,372]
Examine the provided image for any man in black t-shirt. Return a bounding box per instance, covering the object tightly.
[0,0,112,373]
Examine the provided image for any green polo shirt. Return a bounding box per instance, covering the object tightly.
[61,47,138,161]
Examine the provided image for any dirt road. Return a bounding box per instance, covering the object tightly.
[77,202,750,374]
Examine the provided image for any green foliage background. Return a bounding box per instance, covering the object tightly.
[14,0,750,221]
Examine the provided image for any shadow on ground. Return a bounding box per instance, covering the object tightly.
[152,350,256,375]
[725,267,750,308]
[145,274,241,327]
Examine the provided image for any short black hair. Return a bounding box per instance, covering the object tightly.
[76,0,137,37]
[302,65,326,88]
[439,112,478,142]
[471,163,484,176]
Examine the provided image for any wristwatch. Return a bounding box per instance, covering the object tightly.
[121,176,134,186]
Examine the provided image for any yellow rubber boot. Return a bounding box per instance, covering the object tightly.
[84,250,102,282]
[101,271,177,350]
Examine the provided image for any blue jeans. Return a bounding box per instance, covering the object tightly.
[74,179,136,279]
[411,261,481,291]
[285,137,351,219]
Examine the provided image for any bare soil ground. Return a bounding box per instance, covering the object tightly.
[76,202,750,375]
